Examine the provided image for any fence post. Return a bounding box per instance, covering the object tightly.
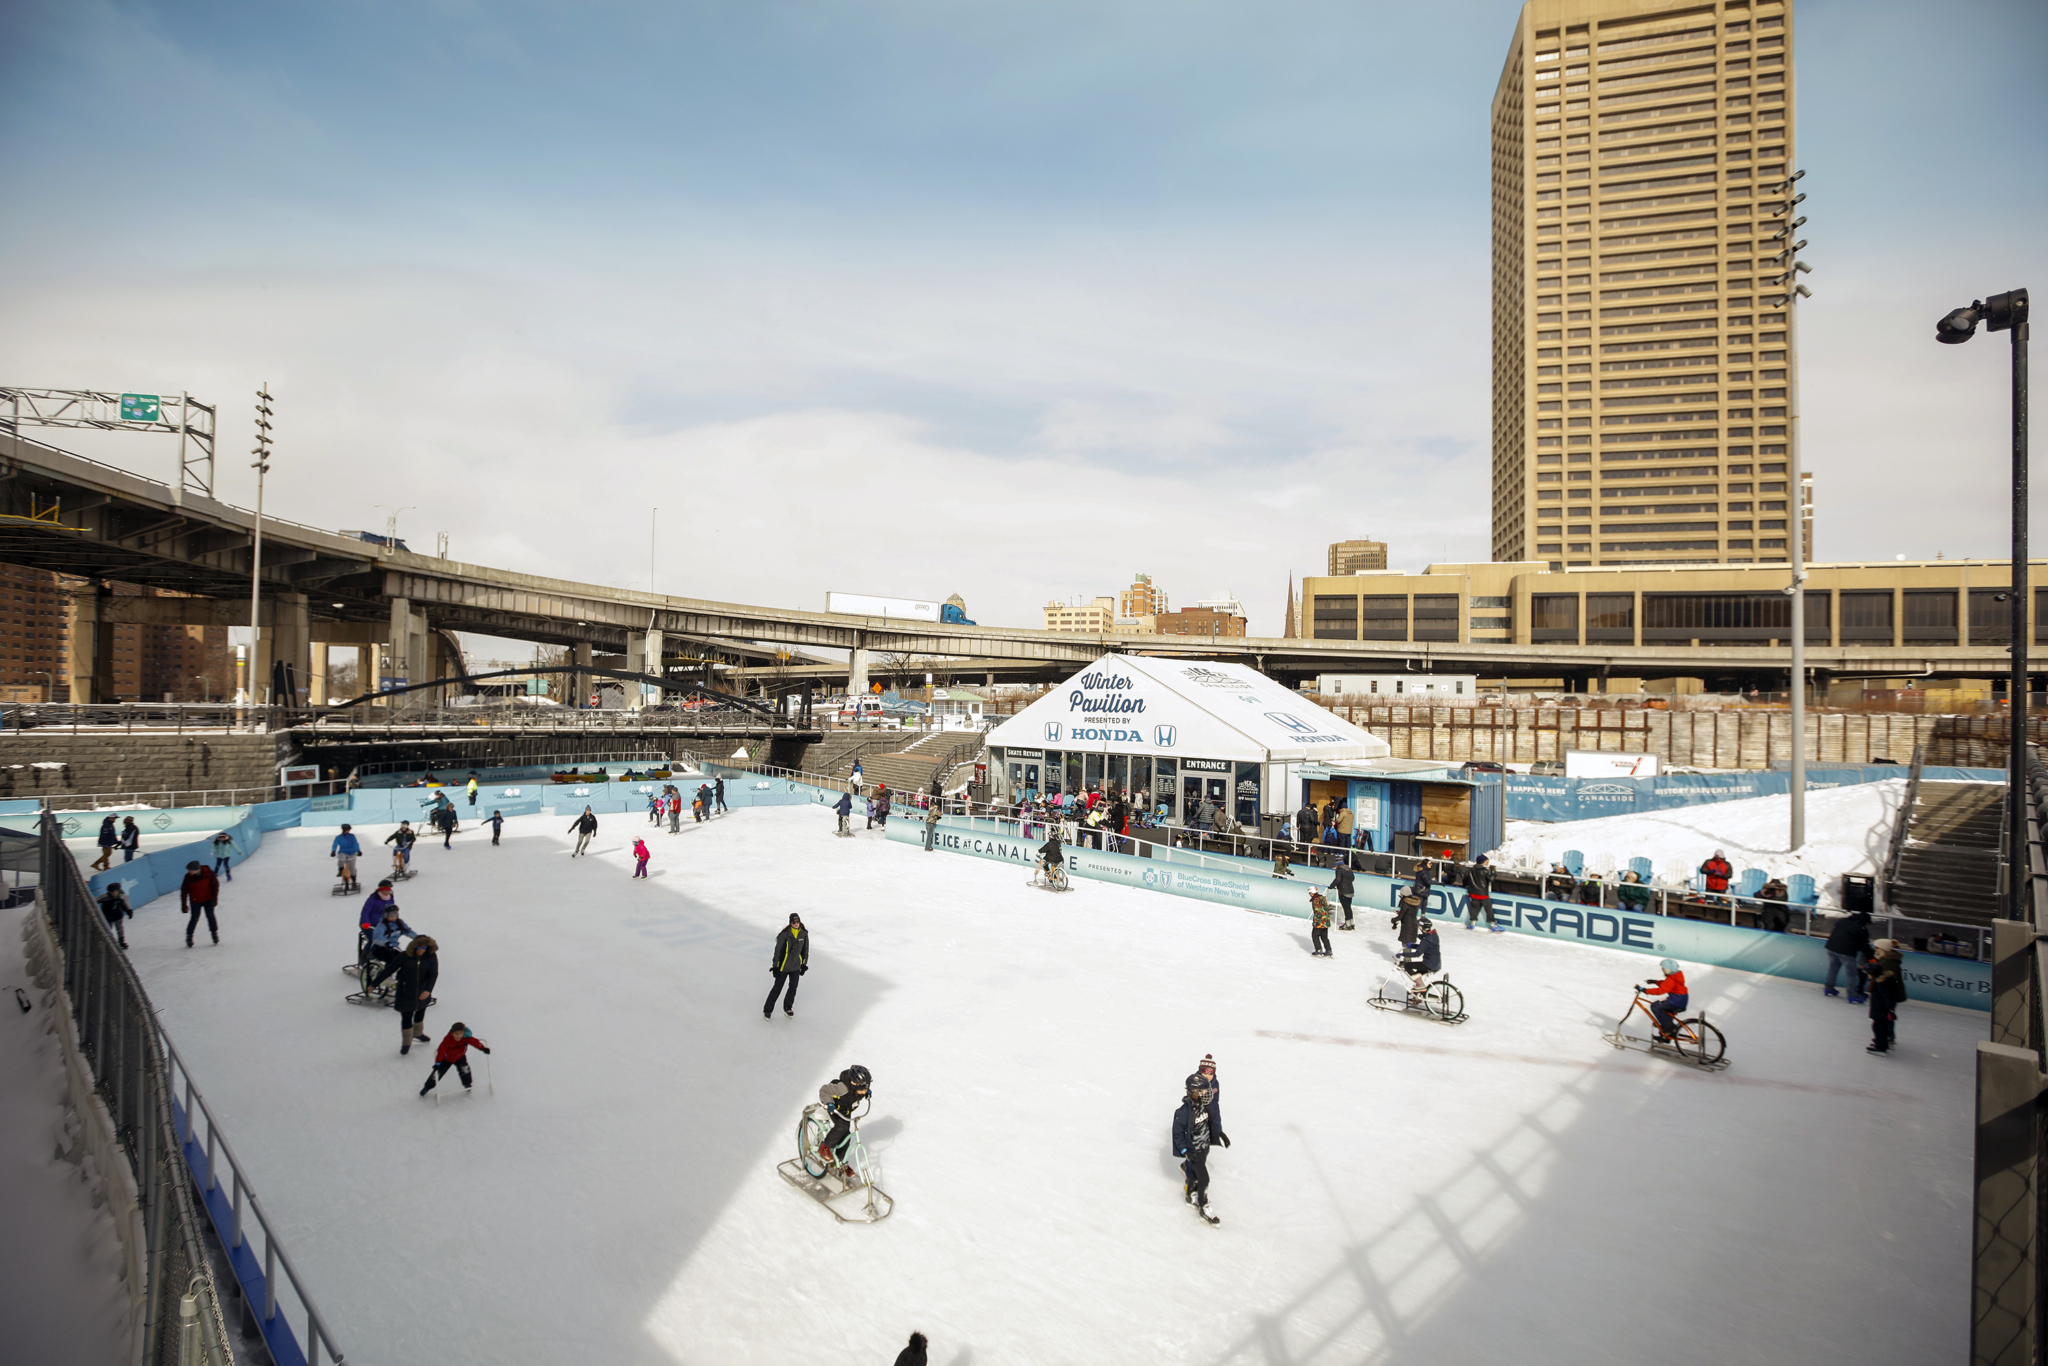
[1993,920,2037,1052]
[1973,1040,2046,1365]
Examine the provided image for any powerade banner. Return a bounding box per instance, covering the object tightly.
[1504,766,2003,823]
[901,815,1990,1012]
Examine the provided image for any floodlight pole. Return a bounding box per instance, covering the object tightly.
[249,385,273,714]
[1767,171,1811,849]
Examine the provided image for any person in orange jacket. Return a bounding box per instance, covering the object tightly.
[1641,958,1689,1038]
[1698,851,1733,896]
[420,1022,490,1095]
[179,861,221,947]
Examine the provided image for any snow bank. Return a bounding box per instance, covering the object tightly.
[1491,780,1908,901]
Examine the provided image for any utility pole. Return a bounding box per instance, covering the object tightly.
[1766,172,1811,849]
[246,384,273,713]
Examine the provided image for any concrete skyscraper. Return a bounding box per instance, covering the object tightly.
[1490,0,1796,569]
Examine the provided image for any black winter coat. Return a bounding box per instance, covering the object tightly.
[1465,862,1494,897]
[1825,911,1873,957]
[1330,864,1355,898]
[1867,953,1908,1010]
[392,950,439,1012]
[771,925,809,974]
[1172,1095,1226,1155]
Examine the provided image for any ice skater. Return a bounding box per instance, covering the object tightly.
[98,882,133,949]
[119,816,140,863]
[568,806,598,856]
[1172,1061,1229,1225]
[647,790,662,824]
[392,935,439,1056]
[696,782,713,822]
[330,824,363,892]
[465,775,479,808]
[632,837,651,878]
[1866,939,1907,1054]
[1330,858,1355,930]
[1464,855,1499,932]
[211,828,236,879]
[668,789,682,834]
[179,860,220,947]
[765,913,808,1018]
[1308,888,1333,956]
[834,790,853,837]
[91,815,117,871]
[488,810,505,846]
[420,1022,489,1095]
[714,777,727,813]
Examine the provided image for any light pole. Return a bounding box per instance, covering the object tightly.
[247,385,273,711]
[1764,172,1812,848]
[1936,288,2031,922]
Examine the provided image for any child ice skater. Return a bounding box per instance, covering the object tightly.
[420,1022,490,1096]
[631,837,651,878]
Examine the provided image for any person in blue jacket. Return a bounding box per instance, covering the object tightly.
[91,815,118,871]
[1397,917,1444,982]
[488,810,505,846]
[330,824,363,892]
[1171,1056,1230,1221]
[833,790,853,837]
[364,902,418,990]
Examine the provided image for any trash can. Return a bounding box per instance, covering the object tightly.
[1840,873,1875,914]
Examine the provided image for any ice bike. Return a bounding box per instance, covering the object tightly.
[778,1094,895,1223]
[344,931,396,1007]
[1030,858,1072,892]
[1605,989,1727,1069]
[1369,970,1467,1024]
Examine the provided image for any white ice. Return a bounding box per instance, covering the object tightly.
[1494,779,1912,901]
[0,913,134,1365]
[112,803,1974,1365]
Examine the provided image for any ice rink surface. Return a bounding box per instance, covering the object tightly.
[116,805,1974,1365]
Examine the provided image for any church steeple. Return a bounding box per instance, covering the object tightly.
[1282,571,1297,639]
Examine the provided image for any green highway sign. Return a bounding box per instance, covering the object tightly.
[119,393,160,422]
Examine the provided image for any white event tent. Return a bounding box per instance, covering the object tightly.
[984,655,1390,829]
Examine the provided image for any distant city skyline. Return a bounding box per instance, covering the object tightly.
[2,1,2043,636]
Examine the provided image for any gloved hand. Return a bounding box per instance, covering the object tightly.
[799,966,808,975]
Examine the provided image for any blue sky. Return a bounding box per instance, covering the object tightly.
[4,0,2045,634]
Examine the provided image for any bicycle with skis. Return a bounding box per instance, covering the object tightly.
[1605,987,1727,1069]
[1030,831,1073,892]
[779,1090,894,1223]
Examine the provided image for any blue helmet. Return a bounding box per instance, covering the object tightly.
[1658,958,1679,975]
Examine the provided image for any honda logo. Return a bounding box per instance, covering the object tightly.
[1044,722,1062,742]
[1265,711,1317,734]
[1154,725,1176,748]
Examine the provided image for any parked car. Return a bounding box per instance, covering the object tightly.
[1529,759,1566,776]
[1459,760,1507,774]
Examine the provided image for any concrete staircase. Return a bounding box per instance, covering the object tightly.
[1887,780,2004,927]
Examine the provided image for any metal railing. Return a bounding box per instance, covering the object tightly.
[294,704,799,737]
[1,702,296,734]
[162,1032,347,1365]
[40,782,350,813]
[35,815,240,1364]
[348,750,687,782]
[1880,742,1927,912]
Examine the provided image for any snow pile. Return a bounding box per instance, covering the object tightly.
[1490,780,1908,901]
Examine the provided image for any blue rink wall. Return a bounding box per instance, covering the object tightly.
[888,814,1990,1013]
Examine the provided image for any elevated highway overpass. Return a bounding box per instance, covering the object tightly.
[0,429,2014,702]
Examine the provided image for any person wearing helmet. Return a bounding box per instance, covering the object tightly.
[1641,959,1689,1039]
[1398,917,1443,981]
[1037,825,1065,876]
[1172,1055,1230,1223]
[817,1065,872,1176]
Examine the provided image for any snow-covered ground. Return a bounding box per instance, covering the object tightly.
[1494,780,1909,901]
[109,804,1974,1365]
[1,916,133,1366]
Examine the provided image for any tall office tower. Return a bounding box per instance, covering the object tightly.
[1327,539,1390,575]
[1490,0,1796,569]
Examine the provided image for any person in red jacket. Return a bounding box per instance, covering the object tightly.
[1698,851,1733,897]
[179,860,221,947]
[420,1022,490,1095]
[1642,958,1690,1038]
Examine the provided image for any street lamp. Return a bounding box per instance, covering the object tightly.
[1934,287,2031,922]
[1764,170,1812,849]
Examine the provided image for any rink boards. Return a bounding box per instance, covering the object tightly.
[888,814,1990,1013]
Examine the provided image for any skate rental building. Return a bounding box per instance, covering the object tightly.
[984,655,1394,834]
